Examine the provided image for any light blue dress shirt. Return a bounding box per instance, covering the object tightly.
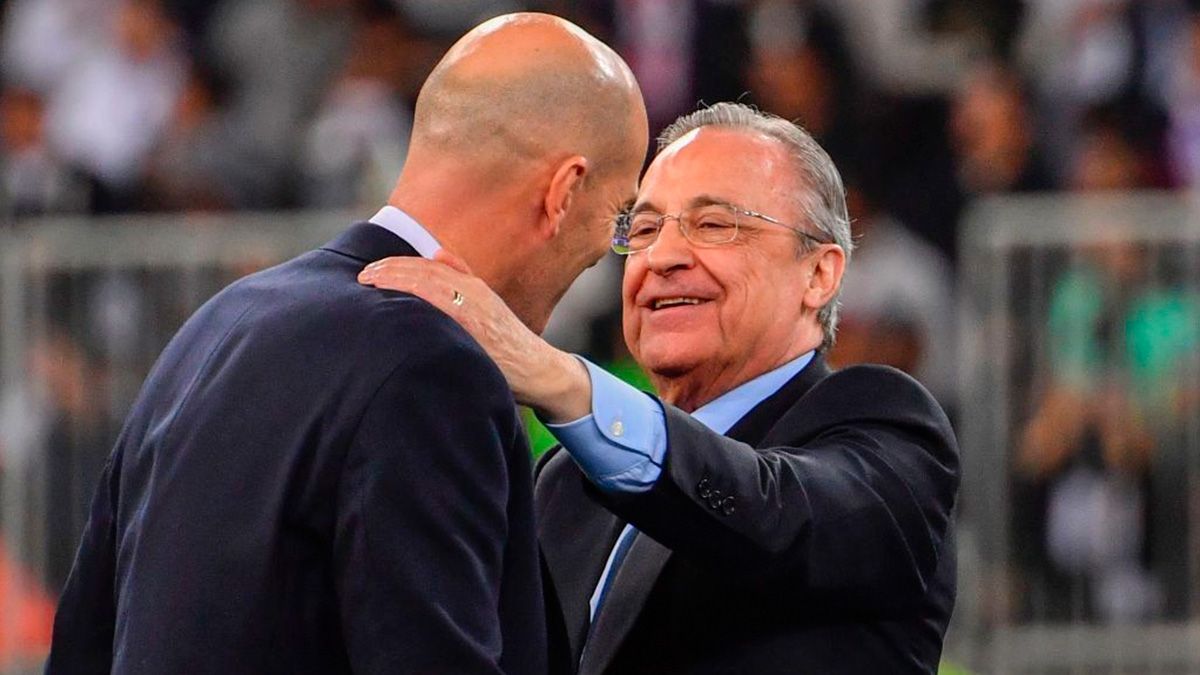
[546,350,815,492]
[369,205,442,259]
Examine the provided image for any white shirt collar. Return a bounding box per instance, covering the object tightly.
[369,205,442,260]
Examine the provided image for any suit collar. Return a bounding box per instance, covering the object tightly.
[321,221,420,264]
[368,206,442,259]
[725,353,831,445]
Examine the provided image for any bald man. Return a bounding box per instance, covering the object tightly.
[47,14,648,675]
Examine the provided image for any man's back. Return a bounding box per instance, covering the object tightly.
[49,223,546,674]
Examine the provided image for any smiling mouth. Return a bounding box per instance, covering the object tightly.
[651,297,708,310]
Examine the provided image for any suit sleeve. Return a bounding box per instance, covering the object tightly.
[333,319,522,674]
[46,447,121,673]
[598,366,959,609]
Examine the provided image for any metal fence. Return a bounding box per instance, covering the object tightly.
[953,192,1200,673]
[1,196,1198,673]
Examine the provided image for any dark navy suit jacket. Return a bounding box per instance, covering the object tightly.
[536,356,958,674]
[47,223,547,674]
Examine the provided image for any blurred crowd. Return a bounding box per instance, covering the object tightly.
[1,0,1197,222]
[1,0,1199,640]
[5,0,1200,380]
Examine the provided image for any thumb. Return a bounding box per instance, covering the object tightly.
[434,248,474,275]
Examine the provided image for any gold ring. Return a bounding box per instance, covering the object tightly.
[452,290,465,306]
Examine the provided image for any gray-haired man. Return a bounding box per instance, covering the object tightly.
[360,102,959,675]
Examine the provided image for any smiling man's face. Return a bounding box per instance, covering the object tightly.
[621,127,822,409]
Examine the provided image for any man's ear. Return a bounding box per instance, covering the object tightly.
[541,155,589,240]
[803,244,846,312]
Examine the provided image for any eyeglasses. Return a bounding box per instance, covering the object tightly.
[611,202,830,255]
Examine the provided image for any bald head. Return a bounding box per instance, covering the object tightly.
[390,14,647,333]
[409,13,645,176]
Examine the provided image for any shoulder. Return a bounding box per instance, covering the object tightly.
[816,362,936,403]
[366,294,509,393]
[814,363,941,413]
[772,363,955,447]
[236,249,512,396]
[349,298,524,459]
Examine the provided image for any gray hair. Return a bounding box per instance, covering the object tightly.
[657,102,853,351]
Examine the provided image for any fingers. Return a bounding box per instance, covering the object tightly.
[359,258,451,310]
[433,249,474,275]
[359,257,493,328]
[356,255,562,403]
[355,253,427,282]
[359,258,448,295]
[359,256,472,289]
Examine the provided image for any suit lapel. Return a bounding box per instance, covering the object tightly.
[576,355,833,673]
[536,455,625,667]
[578,531,670,675]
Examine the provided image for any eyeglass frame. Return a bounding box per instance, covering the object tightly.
[610,200,832,255]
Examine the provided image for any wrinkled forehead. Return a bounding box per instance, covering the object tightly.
[637,127,797,213]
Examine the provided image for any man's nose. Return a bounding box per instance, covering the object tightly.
[646,217,694,274]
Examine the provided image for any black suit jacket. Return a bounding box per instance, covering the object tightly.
[48,222,547,674]
[535,356,958,674]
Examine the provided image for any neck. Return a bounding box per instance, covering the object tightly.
[387,177,513,291]
[652,336,819,412]
[654,377,731,414]
[387,175,553,332]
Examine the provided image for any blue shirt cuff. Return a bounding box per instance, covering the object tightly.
[543,359,666,492]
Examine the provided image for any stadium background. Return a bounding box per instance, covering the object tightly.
[0,0,1198,672]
